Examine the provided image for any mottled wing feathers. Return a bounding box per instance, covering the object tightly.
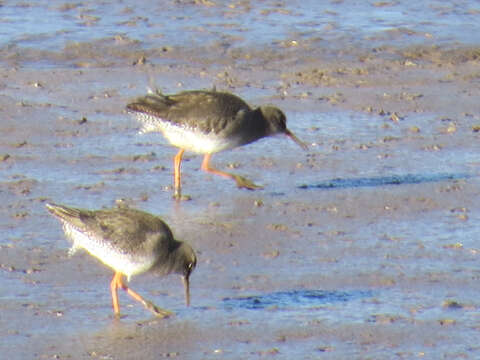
[46,203,172,253]
[126,90,252,134]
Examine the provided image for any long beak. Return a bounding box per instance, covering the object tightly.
[182,275,190,307]
[285,129,308,151]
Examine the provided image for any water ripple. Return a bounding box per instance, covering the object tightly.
[298,172,470,190]
[223,289,372,310]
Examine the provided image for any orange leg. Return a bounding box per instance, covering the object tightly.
[201,154,233,180]
[201,154,263,190]
[109,271,172,318]
[110,272,123,315]
[173,149,185,199]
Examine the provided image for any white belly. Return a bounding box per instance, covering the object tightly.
[63,224,155,280]
[162,124,236,153]
[138,115,238,154]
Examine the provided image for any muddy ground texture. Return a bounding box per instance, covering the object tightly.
[1,32,480,359]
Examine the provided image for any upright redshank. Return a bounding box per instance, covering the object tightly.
[46,203,197,318]
[126,89,308,199]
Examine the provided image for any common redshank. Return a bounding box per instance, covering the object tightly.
[126,89,308,199]
[45,203,197,318]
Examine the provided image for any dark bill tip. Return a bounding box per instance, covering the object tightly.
[182,275,191,307]
[285,129,309,151]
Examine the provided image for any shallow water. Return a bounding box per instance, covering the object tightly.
[2,0,480,68]
[1,0,480,359]
[2,103,480,358]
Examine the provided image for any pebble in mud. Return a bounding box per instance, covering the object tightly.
[262,249,280,259]
[76,116,88,125]
[266,223,288,232]
[0,154,10,161]
[442,300,466,309]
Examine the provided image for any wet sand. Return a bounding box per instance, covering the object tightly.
[2,2,480,359]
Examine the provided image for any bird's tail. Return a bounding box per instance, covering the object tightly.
[45,203,82,221]
[126,90,172,134]
[126,89,173,114]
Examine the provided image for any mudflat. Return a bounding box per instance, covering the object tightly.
[1,1,480,359]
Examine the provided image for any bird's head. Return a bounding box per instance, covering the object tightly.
[178,242,197,307]
[260,106,308,150]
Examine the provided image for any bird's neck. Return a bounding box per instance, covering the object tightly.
[154,241,186,276]
[240,108,269,141]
